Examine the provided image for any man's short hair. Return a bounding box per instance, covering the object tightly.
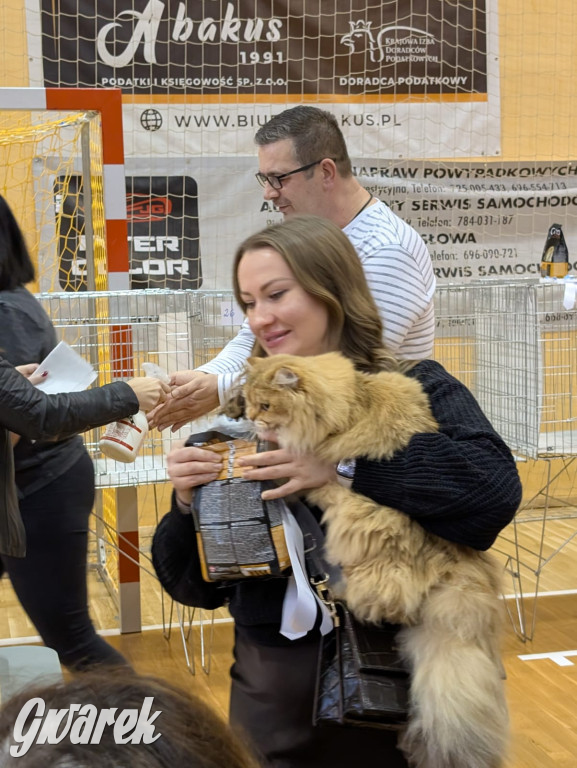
[255,106,352,178]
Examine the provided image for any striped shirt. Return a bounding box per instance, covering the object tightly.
[198,200,436,403]
[344,200,436,359]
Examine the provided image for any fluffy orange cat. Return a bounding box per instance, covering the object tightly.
[242,352,508,768]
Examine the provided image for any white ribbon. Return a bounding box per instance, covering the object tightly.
[563,280,577,310]
[279,506,334,640]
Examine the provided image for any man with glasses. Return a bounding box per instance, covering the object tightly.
[150,106,435,432]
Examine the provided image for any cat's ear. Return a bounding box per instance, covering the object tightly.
[245,356,260,373]
[273,367,300,389]
[220,389,245,420]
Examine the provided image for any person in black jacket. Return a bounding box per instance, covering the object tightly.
[0,195,169,669]
[152,216,522,768]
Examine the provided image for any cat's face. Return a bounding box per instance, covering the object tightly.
[243,353,347,452]
[243,365,298,439]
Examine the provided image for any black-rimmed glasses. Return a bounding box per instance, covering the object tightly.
[255,158,334,190]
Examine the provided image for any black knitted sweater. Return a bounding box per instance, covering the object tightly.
[152,359,522,645]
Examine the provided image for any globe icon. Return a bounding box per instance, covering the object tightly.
[140,109,163,131]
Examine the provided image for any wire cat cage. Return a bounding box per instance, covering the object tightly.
[37,289,242,633]
[434,279,577,640]
[37,289,243,485]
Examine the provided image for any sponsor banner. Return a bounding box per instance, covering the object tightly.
[128,175,201,289]
[56,175,202,290]
[124,156,271,290]
[28,0,501,157]
[153,157,577,290]
[52,158,577,292]
[356,161,577,284]
[126,100,500,159]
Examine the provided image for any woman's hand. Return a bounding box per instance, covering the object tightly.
[166,443,223,506]
[13,364,46,442]
[15,363,46,386]
[238,447,337,500]
[126,377,171,412]
[148,371,219,431]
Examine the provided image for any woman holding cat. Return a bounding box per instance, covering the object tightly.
[153,215,522,768]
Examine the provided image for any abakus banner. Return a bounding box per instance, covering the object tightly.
[26,0,504,290]
[29,0,501,158]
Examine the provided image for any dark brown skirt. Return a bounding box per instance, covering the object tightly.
[229,625,409,768]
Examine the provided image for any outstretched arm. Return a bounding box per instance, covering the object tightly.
[0,356,167,441]
[195,318,255,382]
[148,320,255,431]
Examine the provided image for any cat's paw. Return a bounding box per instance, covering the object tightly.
[306,485,335,508]
[307,482,350,510]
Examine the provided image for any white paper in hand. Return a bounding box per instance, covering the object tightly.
[35,341,98,394]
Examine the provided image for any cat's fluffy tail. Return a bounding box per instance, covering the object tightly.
[398,576,508,768]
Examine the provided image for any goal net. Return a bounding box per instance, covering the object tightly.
[0,108,108,292]
[0,92,244,630]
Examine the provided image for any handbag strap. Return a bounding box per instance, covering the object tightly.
[258,436,339,586]
[285,499,342,619]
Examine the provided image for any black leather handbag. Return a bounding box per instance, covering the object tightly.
[313,600,411,730]
[287,498,411,730]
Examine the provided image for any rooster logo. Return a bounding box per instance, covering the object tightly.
[340,21,434,63]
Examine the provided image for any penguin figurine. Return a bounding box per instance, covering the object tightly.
[540,223,569,278]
